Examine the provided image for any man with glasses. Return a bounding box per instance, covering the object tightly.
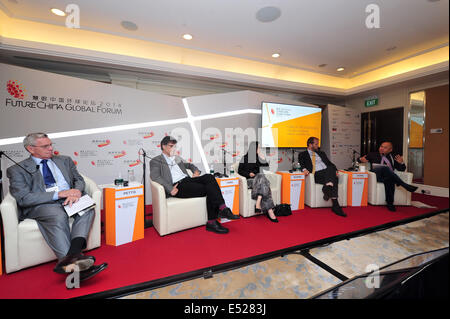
[6,133,107,281]
[150,136,239,234]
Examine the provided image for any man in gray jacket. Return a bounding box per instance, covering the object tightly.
[6,133,107,281]
[150,136,239,234]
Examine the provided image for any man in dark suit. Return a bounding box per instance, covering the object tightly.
[298,137,346,217]
[150,136,239,234]
[6,133,107,281]
[359,141,418,211]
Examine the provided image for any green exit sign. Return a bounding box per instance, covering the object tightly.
[365,96,378,107]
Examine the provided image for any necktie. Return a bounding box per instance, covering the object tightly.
[311,152,316,174]
[41,159,56,186]
[381,155,393,171]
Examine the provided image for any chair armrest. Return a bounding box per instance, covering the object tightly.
[150,180,168,234]
[0,192,20,272]
[264,172,281,190]
[394,170,413,184]
[337,171,348,186]
[80,174,102,249]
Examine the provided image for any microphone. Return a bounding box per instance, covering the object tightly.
[0,150,39,176]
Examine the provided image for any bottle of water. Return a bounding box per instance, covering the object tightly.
[128,169,135,183]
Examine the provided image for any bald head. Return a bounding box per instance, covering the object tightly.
[379,142,393,155]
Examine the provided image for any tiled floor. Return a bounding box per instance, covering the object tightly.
[121,212,449,299]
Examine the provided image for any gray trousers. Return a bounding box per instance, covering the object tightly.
[251,173,275,212]
[26,201,95,259]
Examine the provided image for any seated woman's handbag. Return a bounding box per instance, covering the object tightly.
[274,204,292,216]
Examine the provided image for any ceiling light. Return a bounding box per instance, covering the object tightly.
[51,8,66,16]
[182,34,193,40]
[121,21,138,31]
[318,64,327,68]
[272,53,280,58]
[256,6,282,23]
[337,67,345,72]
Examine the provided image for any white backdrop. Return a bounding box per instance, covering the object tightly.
[321,104,361,170]
[1,64,307,207]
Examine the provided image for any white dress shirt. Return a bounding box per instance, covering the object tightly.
[307,149,327,172]
[31,156,71,200]
[163,153,187,183]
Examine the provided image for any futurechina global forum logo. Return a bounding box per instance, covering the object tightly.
[7,80,26,99]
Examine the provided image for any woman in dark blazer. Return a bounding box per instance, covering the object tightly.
[238,142,278,222]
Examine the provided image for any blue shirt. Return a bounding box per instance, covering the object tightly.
[31,156,71,200]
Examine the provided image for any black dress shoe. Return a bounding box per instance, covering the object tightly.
[79,263,108,282]
[54,254,95,274]
[206,221,229,234]
[405,184,418,193]
[255,206,262,213]
[265,212,279,223]
[387,204,396,212]
[331,205,347,217]
[218,207,240,220]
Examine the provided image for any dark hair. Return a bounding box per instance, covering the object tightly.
[307,137,318,146]
[160,136,177,151]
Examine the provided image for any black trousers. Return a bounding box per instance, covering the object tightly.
[371,166,408,205]
[174,174,225,220]
[314,166,339,198]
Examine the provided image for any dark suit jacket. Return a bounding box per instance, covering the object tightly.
[150,154,200,196]
[298,150,336,173]
[6,155,85,220]
[359,152,406,171]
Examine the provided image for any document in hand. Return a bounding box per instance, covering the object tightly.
[63,194,96,217]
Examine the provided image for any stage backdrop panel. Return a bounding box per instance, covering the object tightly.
[1,63,321,208]
[321,104,361,170]
[186,91,317,173]
[0,63,186,139]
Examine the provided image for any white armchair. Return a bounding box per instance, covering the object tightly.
[231,163,282,218]
[305,171,348,208]
[150,170,208,236]
[368,170,413,206]
[0,174,101,274]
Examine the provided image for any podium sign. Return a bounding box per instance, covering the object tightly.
[104,183,144,246]
[340,171,369,206]
[277,171,305,210]
[216,177,240,222]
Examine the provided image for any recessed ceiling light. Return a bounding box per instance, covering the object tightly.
[182,34,193,40]
[337,67,345,72]
[51,8,66,16]
[256,6,282,23]
[121,21,138,31]
[272,53,280,58]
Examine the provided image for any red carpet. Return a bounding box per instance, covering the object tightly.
[0,193,447,299]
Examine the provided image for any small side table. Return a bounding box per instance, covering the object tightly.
[104,183,145,246]
[216,176,240,222]
[339,170,369,206]
[276,171,306,211]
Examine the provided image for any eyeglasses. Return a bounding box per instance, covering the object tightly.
[32,143,54,149]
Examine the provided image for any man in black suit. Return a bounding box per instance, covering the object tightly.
[298,137,346,217]
[359,141,418,212]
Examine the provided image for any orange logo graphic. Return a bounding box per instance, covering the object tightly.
[114,151,126,158]
[143,132,154,139]
[97,140,111,147]
[129,159,141,167]
[6,80,26,99]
